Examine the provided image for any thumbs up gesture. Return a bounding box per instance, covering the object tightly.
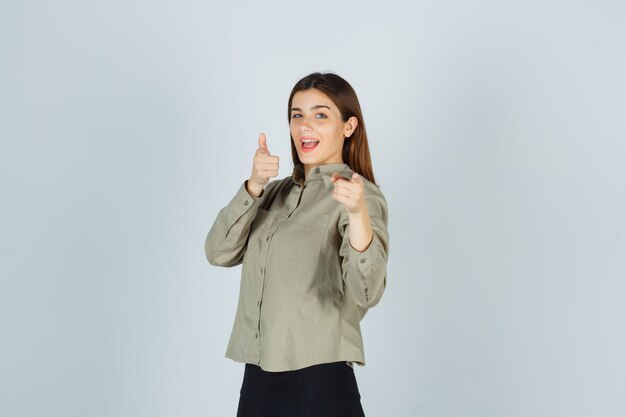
[247,132,280,197]
[330,172,367,215]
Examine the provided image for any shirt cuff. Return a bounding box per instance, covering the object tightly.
[227,180,263,221]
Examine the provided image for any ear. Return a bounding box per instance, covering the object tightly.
[344,116,358,138]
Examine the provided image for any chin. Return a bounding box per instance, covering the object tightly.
[299,156,319,165]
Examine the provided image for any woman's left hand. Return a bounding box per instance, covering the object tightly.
[330,172,367,215]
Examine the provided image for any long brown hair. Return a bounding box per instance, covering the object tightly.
[287,72,377,186]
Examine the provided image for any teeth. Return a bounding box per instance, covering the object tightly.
[302,139,319,143]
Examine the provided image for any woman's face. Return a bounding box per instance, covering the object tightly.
[290,88,356,169]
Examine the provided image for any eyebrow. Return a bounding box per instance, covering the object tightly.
[290,105,332,112]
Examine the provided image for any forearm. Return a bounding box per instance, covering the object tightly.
[339,193,389,309]
[348,208,373,253]
[246,179,265,198]
[205,180,265,266]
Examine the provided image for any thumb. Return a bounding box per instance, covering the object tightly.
[258,132,270,154]
[351,172,362,183]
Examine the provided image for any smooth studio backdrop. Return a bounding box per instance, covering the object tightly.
[1,1,625,416]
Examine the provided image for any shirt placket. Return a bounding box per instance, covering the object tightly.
[254,217,273,365]
[255,184,304,366]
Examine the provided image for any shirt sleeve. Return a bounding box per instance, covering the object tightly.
[204,179,272,267]
[338,191,389,308]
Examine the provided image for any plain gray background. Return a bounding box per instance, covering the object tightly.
[1,1,625,416]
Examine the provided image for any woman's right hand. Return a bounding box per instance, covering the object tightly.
[247,132,279,198]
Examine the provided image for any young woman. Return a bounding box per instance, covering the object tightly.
[205,72,389,417]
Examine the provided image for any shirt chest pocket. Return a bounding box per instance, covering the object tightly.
[275,211,330,262]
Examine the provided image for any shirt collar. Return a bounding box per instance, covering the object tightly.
[292,162,353,191]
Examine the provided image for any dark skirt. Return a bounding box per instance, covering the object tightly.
[236,361,366,417]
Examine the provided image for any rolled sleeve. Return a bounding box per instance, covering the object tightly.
[204,180,267,267]
[339,193,389,308]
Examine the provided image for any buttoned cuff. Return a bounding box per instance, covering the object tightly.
[227,180,263,222]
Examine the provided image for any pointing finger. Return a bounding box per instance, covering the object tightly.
[258,132,269,154]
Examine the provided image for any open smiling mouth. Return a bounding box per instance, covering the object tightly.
[301,138,320,152]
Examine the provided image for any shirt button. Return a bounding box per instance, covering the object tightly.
[315,167,320,173]
[360,259,367,263]
[243,200,249,206]
[266,236,270,241]
[255,332,258,338]
[257,300,261,306]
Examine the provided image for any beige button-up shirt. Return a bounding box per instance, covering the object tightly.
[205,162,389,372]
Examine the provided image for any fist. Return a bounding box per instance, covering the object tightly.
[330,172,366,214]
[249,132,279,192]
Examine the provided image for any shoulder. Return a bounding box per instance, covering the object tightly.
[253,176,293,209]
[363,180,388,222]
[265,176,295,193]
[362,177,386,203]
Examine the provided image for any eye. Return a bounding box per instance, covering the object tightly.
[290,113,327,119]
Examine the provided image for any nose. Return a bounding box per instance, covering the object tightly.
[299,121,312,133]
